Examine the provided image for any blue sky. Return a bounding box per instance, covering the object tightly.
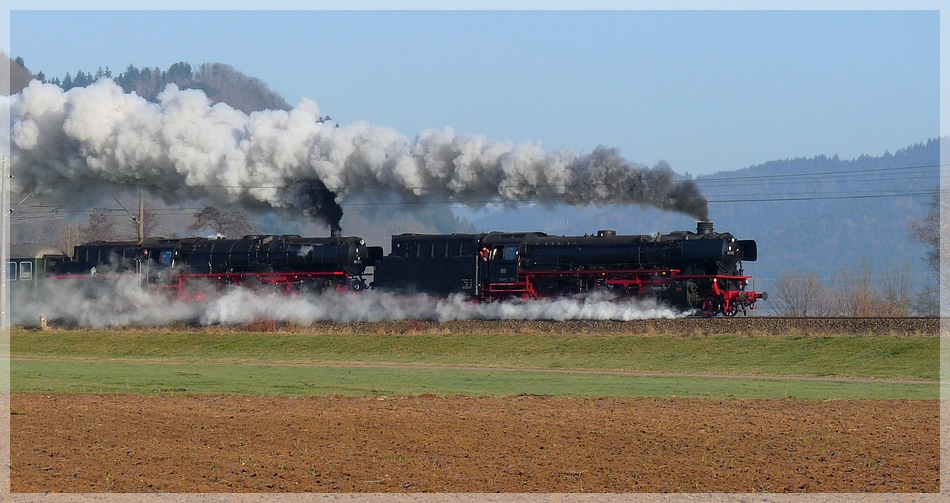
[3,2,945,176]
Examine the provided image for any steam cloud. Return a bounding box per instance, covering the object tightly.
[6,79,708,228]
[11,276,685,328]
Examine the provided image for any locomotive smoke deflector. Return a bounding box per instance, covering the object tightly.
[737,240,757,261]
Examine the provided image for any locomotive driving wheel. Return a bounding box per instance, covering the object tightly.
[701,295,722,317]
[350,278,367,291]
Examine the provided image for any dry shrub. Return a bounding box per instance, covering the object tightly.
[246,311,283,333]
[388,319,432,334]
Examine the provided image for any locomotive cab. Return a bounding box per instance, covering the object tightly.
[480,232,547,285]
[142,246,179,269]
[138,238,189,284]
[487,244,520,283]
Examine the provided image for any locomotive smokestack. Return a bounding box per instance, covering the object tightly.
[330,225,342,238]
[697,220,714,235]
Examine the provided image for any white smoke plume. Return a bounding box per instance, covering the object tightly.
[11,276,204,327]
[7,78,708,231]
[11,276,685,328]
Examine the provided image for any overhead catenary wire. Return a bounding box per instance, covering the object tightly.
[8,161,942,190]
[693,162,940,183]
[7,186,937,222]
[6,160,941,218]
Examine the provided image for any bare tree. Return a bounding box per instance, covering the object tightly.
[78,209,118,242]
[877,262,915,316]
[188,206,256,238]
[908,190,945,271]
[58,221,82,254]
[912,289,939,316]
[127,206,164,241]
[771,271,833,316]
[830,259,883,317]
[908,188,947,315]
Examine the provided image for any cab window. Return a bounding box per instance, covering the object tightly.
[160,250,174,265]
[504,246,519,261]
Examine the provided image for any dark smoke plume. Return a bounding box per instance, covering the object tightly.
[284,180,344,233]
[561,146,707,220]
[6,79,708,226]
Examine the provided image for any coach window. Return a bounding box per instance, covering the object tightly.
[19,261,32,281]
[6,262,15,281]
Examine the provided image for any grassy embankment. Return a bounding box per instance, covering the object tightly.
[9,327,941,399]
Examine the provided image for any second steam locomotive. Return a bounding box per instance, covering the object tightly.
[11,221,766,316]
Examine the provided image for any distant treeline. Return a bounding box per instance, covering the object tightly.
[10,55,291,113]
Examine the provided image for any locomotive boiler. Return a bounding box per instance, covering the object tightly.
[518,221,755,275]
[141,234,375,276]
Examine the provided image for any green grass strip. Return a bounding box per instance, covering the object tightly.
[11,360,940,400]
[11,330,939,380]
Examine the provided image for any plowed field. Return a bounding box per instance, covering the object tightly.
[10,393,939,493]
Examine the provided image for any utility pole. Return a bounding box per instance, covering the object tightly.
[1,156,9,331]
[137,189,145,243]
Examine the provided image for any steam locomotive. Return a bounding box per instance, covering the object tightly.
[373,221,765,316]
[44,233,383,294]
[8,221,765,316]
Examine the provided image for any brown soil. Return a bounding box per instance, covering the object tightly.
[10,393,938,493]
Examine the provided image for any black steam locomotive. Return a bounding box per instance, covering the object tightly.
[373,221,765,316]
[44,234,383,294]
[9,221,765,316]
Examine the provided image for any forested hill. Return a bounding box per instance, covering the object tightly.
[7,55,291,113]
[697,139,938,293]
